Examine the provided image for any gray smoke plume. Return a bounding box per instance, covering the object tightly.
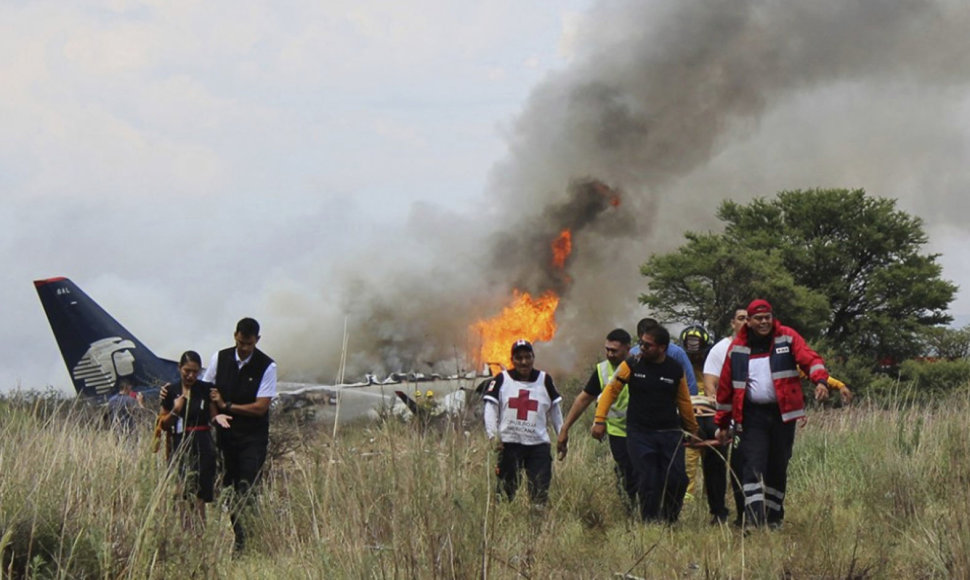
[279,0,970,382]
[485,178,634,296]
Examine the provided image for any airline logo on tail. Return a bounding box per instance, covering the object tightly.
[72,337,137,396]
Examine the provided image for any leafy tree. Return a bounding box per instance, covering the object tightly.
[919,325,970,360]
[640,189,956,359]
[639,235,828,338]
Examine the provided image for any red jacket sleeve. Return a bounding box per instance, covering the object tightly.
[792,330,829,385]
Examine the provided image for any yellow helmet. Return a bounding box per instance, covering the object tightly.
[415,390,422,398]
[680,325,712,353]
[425,390,435,398]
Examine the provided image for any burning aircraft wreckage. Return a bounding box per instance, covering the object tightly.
[34,180,624,427]
[270,179,624,425]
[274,372,488,427]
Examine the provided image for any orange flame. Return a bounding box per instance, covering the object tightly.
[551,229,572,269]
[471,290,560,370]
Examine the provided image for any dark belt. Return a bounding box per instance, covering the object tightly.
[744,395,779,407]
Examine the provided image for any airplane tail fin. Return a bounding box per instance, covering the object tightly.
[33,277,178,399]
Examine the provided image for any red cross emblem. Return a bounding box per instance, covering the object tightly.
[508,389,539,420]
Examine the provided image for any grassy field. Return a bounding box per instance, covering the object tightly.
[2,386,970,579]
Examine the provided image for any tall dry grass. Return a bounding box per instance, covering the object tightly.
[3,386,970,578]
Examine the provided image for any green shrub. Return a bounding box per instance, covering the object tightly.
[897,359,970,398]
[820,351,970,407]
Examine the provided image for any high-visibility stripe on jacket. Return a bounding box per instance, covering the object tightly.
[715,319,829,428]
[597,360,628,437]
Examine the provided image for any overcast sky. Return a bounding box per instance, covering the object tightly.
[4,0,969,394]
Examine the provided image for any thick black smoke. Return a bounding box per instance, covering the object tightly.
[485,178,634,297]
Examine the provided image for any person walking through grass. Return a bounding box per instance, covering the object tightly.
[484,339,564,506]
[592,324,698,523]
[203,317,277,552]
[714,298,831,528]
[159,351,226,528]
[556,328,638,511]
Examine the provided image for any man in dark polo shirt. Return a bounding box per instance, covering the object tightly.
[204,317,277,552]
[592,324,698,523]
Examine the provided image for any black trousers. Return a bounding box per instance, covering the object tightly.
[220,432,268,494]
[626,429,687,523]
[218,429,269,549]
[496,442,552,504]
[175,430,217,503]
[738,401,796,526]
[697,415,746,521]
[697,415,729,519]
[608,433,638,511]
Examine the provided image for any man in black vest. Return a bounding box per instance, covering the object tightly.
[204,317,277,552]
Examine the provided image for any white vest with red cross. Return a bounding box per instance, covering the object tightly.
[488,370,560,445]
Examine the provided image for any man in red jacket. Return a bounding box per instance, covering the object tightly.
[715,299,831,528]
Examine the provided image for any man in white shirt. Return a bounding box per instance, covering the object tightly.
[703,307,748,396]
[204,317,277,552]
[699,306,747,524]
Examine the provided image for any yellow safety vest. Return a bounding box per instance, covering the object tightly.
[597,360,629,437]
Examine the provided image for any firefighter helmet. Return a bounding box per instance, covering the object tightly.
[680,325,711,353]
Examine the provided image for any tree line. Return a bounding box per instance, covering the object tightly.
[638,188,969,400]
